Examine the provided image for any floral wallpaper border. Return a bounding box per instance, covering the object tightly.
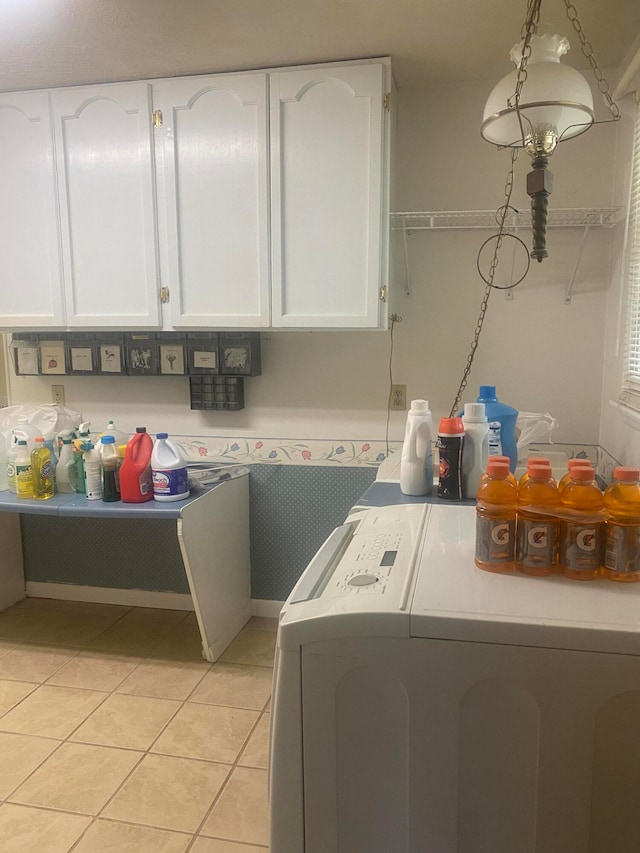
[173,436,401,467]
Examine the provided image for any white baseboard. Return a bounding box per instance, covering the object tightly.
[252,598,284,618]
[25,583,194,611]
[25,583,285,617]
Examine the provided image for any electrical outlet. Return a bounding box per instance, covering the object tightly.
[51,385,65,405]
[390,384,406,411]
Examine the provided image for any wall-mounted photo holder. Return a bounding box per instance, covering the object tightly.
[94,333,124,376]
[10,333,40,375]
[66,334,97,375]
[219,332,261,376]
[157,332,186,376]
[39,337,67,375]
[187,332,220,375]
[125,333,157,376]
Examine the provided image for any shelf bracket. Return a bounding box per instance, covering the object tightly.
[564,224,591,305]
[401,216,412,298]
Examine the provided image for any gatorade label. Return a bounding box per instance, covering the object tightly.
[152,467,189,497]
[604,523,640,575]
[561,521,603,572]
[475,515,515,564]
[516,517,558,569]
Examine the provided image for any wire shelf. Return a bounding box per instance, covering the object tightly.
[390,208,623,231]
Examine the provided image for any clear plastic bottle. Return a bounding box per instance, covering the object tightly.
[602,467,640,582]
[31,437,54,500]
[151,433,190,502]
[99,420,130,447]
[15,440,33,499]
[518,457,552,489]
[557,458,593,494]
[475,459,517,573]
[559,466,603,581]
[400,400,433,496]
[56,438,76,493]
[461,403,489,500]
[73,426,91,495]
[99,435,121,502]
[83,443,103,501]
[516,461,559,576]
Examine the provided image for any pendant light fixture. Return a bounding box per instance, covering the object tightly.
[480,0,620,263]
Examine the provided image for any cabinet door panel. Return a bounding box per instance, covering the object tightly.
[271,64,386,328]
[0,92,64,327]
[52,83,160,328]
[156,74,269,328]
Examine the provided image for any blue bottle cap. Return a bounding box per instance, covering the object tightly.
[156,432,169,439]
[100,435,116,443]
[478,385,497,400]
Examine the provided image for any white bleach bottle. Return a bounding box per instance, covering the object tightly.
[82,442,103,501]
[151,433,190,502]
[400,399,433,496]
[461,402,489,499]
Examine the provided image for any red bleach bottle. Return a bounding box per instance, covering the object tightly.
[119,427,154,503]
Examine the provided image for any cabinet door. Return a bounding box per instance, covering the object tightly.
[0,91,65,328]
[270,63,388,329]
[154,74,270,328]
[51,83,161,328]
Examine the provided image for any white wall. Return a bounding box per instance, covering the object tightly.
[6,75,624,445]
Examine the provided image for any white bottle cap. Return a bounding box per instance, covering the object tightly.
[463,402,487,422]
[410,399,429,413]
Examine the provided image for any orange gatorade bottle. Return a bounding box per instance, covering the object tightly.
[557,458,593,494]
[475,459,517,574]
[517,457,552,489]
[602,467,640,582]
[559,466,604,581]
[480,456,517,489]
[516,461,559,576]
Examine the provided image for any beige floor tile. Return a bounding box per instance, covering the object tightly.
[9,741,141,815]
[103,753,230,833]
[0,639,19,659]
[190,664,272,711]
[0,600,61,641]
[0,644,75,683]
[219,630,276,668]
[0,680,36,716]
[151,619,206,661]
[116,658,210,700]
[238,713,270,770]
[245,616,278,634]
[47,650,142,691]
[88,622,175,655]
[73,819,191,852]
[0,803,90,852]
[27,612,126,647]
[71,693,180,750]
[191,838,268,852]
[0,733,59,799]
[0,685,107,739]
[201,766,269,847]
[152,702,258,763]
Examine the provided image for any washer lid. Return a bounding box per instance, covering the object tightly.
[410,505,640,656]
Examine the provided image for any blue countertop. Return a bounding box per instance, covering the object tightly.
[353,481,476,509]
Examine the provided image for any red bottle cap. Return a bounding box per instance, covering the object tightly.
[527,457,550,470]
[567,458,592,470]
[614,466,640,482]
[528,462,552,479]
[571,466,595,482]
[438,417,464,435]
[486,460,511,479]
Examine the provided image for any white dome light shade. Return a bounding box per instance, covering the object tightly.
[481,34,594,152]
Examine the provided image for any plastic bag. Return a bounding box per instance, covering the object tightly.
[0,403,82,449]
[516,411,558,453]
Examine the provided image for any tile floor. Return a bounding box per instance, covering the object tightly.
[0,597,276,852]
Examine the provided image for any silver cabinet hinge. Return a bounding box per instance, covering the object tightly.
[160,286,170,303]
[383,93,391,112]
[153,110,163,128]
[379,285,387,302]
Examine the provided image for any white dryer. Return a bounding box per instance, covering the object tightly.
[270,502,640,853]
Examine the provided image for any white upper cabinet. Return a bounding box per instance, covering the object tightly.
[51,83,161,328]
[270,62,389,329]
[155,74,270,328]
[0,91,65,328]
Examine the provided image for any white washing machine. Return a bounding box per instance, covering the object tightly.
[269,502,640,853]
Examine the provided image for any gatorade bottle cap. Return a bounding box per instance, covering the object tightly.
[527,456,550,468]
[571,466,595,482]
[136,427,147,433]
[438,417,464,435]
[463,403,487,422]
[614,466,640,482]
[568,458,592,469]
[35,437,45,443]
[486,460,510,479]
[100,435,116,444]
[528,462,552,479]
[156,432,169,440]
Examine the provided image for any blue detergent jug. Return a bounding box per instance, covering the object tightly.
[476,385,518,473]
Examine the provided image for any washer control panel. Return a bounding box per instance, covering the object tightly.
[328,504,428,597]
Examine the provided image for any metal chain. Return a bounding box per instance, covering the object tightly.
[449,147,520,417]
[563,0,620,120]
